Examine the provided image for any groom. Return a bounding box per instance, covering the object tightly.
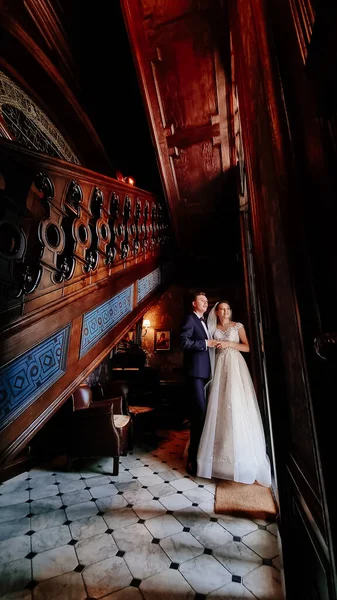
[181,292,217,474]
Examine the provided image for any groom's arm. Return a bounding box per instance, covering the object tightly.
[180,316,208,352]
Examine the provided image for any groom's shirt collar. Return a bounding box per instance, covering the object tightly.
[193,312,209,338]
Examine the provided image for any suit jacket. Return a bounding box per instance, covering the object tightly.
[180,312,211,379]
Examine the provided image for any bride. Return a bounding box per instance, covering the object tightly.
[197,301,271,487]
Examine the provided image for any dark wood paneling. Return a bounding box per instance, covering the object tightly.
[172,142,222,209]
[121,0,235,273]
[231,0,321,512]
[229,0,337,596]
[149,16,218,130]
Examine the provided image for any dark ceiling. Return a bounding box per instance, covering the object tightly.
[69,1,163,195]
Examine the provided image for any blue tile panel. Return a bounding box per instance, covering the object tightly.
[0,325,71,430]
[137,267,161,303]
[80,284,134,357]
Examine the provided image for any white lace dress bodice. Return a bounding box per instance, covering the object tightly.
[214,323,242,342]
[197,323,271,486]
[214,323,243,354]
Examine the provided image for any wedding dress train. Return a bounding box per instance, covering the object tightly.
[197,323,271,486]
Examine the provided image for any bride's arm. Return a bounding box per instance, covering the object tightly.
[218,327,250,352]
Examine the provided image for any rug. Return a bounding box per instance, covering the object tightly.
[215,480,278,520]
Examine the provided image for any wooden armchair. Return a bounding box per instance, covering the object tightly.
[93,380,134,449]
[98,378,157,442]
[68,384,131,475]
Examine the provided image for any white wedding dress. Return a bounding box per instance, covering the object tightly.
[197,323,271,486]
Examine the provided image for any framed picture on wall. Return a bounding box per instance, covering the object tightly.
[154,329,172,352]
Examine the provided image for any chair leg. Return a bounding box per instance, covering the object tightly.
[128,421,134,451]
[112,456,119,476]
[66,455,72,471]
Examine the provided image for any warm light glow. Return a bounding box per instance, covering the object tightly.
[123,176,135,186]
[142,318,151,338]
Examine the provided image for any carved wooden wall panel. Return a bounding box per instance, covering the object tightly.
[172,143,222,206]
[0,141,171,471]
[122,0,232,266]
[151,20,217,129]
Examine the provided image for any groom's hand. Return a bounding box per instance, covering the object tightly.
[207,340,218,348]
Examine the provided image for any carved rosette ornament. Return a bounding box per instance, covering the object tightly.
[54,180,83,282]
[21,264,33,293]
[151,204,157,249]
[121,196,132,260]
[106,193,119,265]
[10,262,41,299]
[143,203,149,252]
[105,247,115,266]
[67,180,83,210]
[85,251,96,273]
[132,199,141,255]
[55,257,70,282]
[84,187,105,273]
[34,172,54,200]
[36,172,69,289]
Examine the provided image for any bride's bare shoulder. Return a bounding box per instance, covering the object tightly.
[231,321,244,329]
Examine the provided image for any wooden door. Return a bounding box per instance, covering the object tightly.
[230,0,337,597]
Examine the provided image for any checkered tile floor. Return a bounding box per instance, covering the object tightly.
[0,429,285,599]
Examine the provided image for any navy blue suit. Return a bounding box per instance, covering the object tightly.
[181,313,211,469]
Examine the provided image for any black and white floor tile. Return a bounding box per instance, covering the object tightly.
[0,429,285,599]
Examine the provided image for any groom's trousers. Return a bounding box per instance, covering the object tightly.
[187,376,208,469]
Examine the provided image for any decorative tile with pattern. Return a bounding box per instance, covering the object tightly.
[0,325,70,430]
[137,267,161,303]
[80,285,133,357]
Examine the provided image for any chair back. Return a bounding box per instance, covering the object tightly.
[73,385,92,410]
[100,380,130,414]
[104,380,130,398]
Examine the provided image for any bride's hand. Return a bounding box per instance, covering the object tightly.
[216,341,230,349]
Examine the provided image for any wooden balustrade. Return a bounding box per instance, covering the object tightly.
[0,140,170,326]
[0,140,172,474]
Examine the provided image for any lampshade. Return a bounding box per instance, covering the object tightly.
[143,319,150,328]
